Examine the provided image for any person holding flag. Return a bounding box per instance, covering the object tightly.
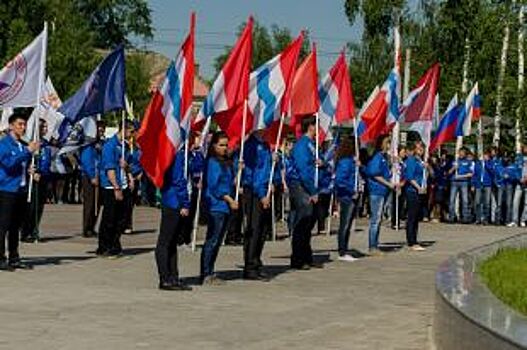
[288,117,323,270]
[201,131,238,285]
[0,112,40,270]
[447,147,474,223]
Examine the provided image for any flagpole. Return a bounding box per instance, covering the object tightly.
[456,38,471,173]
[392,18,402,232]
[28,22,48,204]
[315,112,320,190]
[267,112,286,197]
[353,117,360,192]
[235,99,248,202]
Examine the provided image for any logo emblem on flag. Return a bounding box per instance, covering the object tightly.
[0,54,28,105]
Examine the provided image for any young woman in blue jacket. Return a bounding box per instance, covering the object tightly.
[334,139,359,262]
[156,149,192,291]
[201,131,238,285]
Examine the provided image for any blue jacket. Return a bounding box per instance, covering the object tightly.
[335,155,356,203]
[490,158,505,187]
[515,154,526,182]
[403,155,425,194]
[0,134,32,193]
[452,157,474,182]
[472,160,492,188]
[284,154,297,187]
[130,149,142,177]
[289,135,317,195]
[272,152,284,186]
[189,149,205,186]
[37,140,52,179]
[504,164,518,185]
[319,149,334,194]
[243,135,272,199]
[366,151,392,197]
[161,150,190,210]
[100,135,129,189]
[205,157,234,214]
[80,144,98,180]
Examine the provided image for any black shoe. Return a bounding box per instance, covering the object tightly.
[290,263,311,270]
[243,271,270,282]
[0,260,14,271]
[159,281,192,291]
[20,235,36,243]
[8,260,32,270]
[83,231,95,238]
[310,262,324,269]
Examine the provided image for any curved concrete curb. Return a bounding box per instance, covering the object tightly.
[434,233,527,350]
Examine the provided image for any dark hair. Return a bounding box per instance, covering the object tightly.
[374,134,390,151]
[301,115,316,133]
[208,131,229,159]
[406,142,417,152]
[336,138,355,161]
[8,112,28,124]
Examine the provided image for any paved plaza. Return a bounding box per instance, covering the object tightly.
[0,205,522,350]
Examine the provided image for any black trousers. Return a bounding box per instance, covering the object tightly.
[97,189,127,255]
[82,176,99,235]
[180,186,198,245]
[391,191,406,228]
[21,180,47,239]
[316,193,331,233]
[156,207,184,283]
[289,184,316,268]
[405,191,420,246]
[124,185,138,231]
[243,188,270,273]
[0,191,25,262]
[225,190,246,244]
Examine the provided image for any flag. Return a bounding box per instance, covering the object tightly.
[457,82,480,137]
[137,13,195,188]
[317,51,355,143]
[57,45,126,142]
[195,17,253,147]
[357,69,400,144]
[430,95,461,152]
[0,25,47,108]
[0,108,13,131]
[290,44,319,138]
[249,32,304,147]
[25,77,63,141]
[400,63,440,122]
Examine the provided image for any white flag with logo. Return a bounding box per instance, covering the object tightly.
[25,77,64,141]
[0,25,47,108]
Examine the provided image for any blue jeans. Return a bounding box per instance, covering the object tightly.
[512,185,527,223]
[368,194,387,249]
[200,211,229,278]
[492,186,504,224]
[448,182,470,222]
[505,184,515,223]
[337,199,357,255]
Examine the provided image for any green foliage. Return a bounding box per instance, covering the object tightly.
[479,248,527,316]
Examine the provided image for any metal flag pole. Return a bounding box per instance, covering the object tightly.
[315,112,320,189]
[234,99,248,202]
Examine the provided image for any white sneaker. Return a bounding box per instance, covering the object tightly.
[409,245,426,252]
[521,222,526,228]
[507,222,517,227]
[338,254,358,262]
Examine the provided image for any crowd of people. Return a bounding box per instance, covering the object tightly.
[0,111,526,292]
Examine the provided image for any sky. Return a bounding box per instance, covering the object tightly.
[134,0,364,80]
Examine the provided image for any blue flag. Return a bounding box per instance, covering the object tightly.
[58,45,126,141]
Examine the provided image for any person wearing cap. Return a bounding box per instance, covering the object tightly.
[0,112,40,270]
[97,120,134,258]
[20,119,52,243]
[288,117,322,270]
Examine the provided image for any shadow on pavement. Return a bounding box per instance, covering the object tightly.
[22,255,95,267]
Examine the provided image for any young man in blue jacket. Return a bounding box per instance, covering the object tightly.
[21,119,52,243]
[79,120,105,237]
[288,117,322,270]
[156,148,192,291]
[242,130,273,280]
[97,120,134,258]
[447,147,474,223]
[0,112,40,270]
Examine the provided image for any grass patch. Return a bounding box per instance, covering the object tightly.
[479,248,527,316]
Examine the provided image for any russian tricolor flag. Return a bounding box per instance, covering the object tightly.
[429,95,461,153]
[137,13,195,188]
[357,69,400,144]
[456,82,481,137]
[317,51,355,142]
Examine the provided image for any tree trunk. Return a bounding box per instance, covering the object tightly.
[516,5,525,154]
[493,16,512,147]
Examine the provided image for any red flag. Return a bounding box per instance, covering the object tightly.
[401,63,440,123]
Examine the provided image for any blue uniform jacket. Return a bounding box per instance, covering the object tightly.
[366,151,391,197]
[243,135,272,199]
[130,149,143,177]
[289,135,317,195]
[38,140,52,179]
[205,157,234,214]
[80,144,98,180]
[100,134,129,189]
[452,157,474,182]
[335,155,356,203]
[403,155,425,194]
[161,150,190,210]
[189,149,205,186]
[0,134,32,193]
